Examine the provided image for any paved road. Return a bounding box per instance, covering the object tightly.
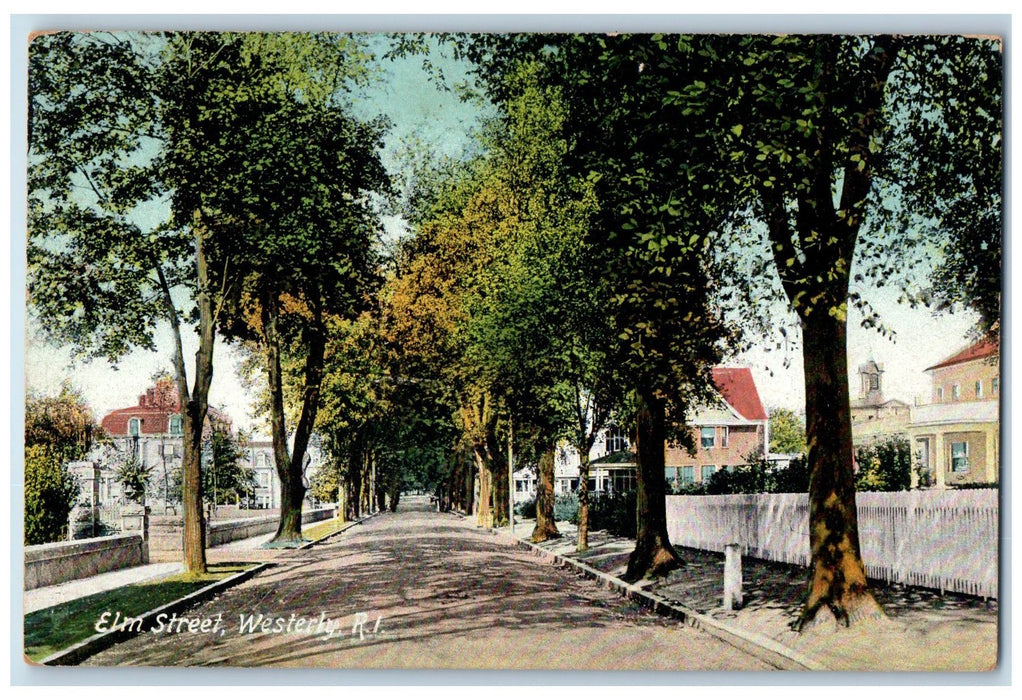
[85,496,772,670]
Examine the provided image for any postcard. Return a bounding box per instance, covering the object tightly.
[19,23,1002,676]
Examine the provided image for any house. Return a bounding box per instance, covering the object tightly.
[907,338,1000,487]
[513,366,769,499]
[850,359,911,447]
[664,367,770,489]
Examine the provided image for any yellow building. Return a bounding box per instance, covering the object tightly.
[907,338,1000,487]
[851,359,911,447]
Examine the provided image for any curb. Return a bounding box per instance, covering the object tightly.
[495,529,826,672]
[37,561,273,667]
[36,513,375,666]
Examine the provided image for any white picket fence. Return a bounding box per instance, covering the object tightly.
[665,489,999,599]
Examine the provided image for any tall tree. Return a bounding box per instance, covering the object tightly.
[29,32,225,572]
[659,34,1002,627]
[163,33,390,545]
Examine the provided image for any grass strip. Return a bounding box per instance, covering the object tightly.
[24,562,254,662]
[301,517,351,542]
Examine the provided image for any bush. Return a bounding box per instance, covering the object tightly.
[553,492,579,522]
[515,496,537,518]
[116,455,154,505]
[574,490,637,539]
[24,445,78,545]
[855,436,911,492]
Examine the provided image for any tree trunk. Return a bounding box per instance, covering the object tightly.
[576,451,592,552]
[158,213,213,574]
[531,444,560,542]
[475,444,492,528]
[262,294,305,545]
[795,309,883,629]
[486,430,509,527]
[624,387,682,582]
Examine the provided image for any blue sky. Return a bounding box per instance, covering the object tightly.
[22,31,986,431]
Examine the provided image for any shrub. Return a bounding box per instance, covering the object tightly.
[576,490,637,539]
[855,436,911,492]
[553,492,579,522]
[116,455,154,505]
[515,496,537,518]
[24,445,78,545]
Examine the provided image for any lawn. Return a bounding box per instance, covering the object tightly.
[301,517,351,542]
[24,562,255,662]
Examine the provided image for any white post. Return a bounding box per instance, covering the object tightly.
[724,543,743,611]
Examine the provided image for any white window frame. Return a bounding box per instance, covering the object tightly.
[720,426,729,448]
[129,417,141,437]
[700,427,715,449]
[975,380,984,399]
[169,414,183,436]
[952,384,961,401]
[951,441,969,473]
[701,465,716,482]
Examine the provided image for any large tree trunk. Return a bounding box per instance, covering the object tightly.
[576,451,592,552]
[486,427,510,528]
[624,388,682,582]
[263,295,327,546]
[796,309,883,629]
[531,445,560,542]
[261,294,305,545]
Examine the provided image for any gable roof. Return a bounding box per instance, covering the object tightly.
[711,367,768,421]
[925,337,999,372]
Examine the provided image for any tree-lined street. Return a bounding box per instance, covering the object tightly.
[83,496,772,669]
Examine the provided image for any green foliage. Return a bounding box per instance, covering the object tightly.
[769,408,807,455]
[115,454,154,505]
[25,384,102,464]
[514,496,537,519]
[24,445,79,545]
[855,437,912,492]
[582,490,638,539]
[553,492,579,522]
[202,425,255,506]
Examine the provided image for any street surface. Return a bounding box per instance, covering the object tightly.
[84,496,772,669]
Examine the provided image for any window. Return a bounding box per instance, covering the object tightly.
[975,381,983,399]
[664,467,677,483]
[951,442,969,473]
[937,387,944,401]
[952,384,961,401]
[992,377,999,394]
[701,427,716,449]
[169,415,183,436]
[869,374,880,391]
[605,426,629,454]
[701,465,716,482]
[720,426,729,449]
[128,418,140,437]
[681,466,694,484]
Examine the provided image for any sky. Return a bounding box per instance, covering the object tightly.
[20,31,989,434]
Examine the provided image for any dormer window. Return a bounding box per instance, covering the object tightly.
[169,415,183,436]
[128,418,141,437]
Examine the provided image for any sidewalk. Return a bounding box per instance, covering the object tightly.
[501,518,1000,672]
[23,519,335,615]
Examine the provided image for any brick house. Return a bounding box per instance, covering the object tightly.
[515,367,770,498]
[664,367,770,489]
[99,378,232,508]
[907,338,1000,487]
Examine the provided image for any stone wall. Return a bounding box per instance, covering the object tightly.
[25,534,148,590]
[149,506,338,561]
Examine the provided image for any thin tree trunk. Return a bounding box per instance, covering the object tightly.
[577,451,592,551]
[796,309,883,629]
[475,444,492,528]
[624,387,682,582]
[486,427,509,527]
[531,444,560,542]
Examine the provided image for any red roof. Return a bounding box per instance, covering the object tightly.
[711,367,768,421]
[100,379,231,436]
[925,337,999,372]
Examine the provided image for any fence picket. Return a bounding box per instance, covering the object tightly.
[665,489,997,598]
